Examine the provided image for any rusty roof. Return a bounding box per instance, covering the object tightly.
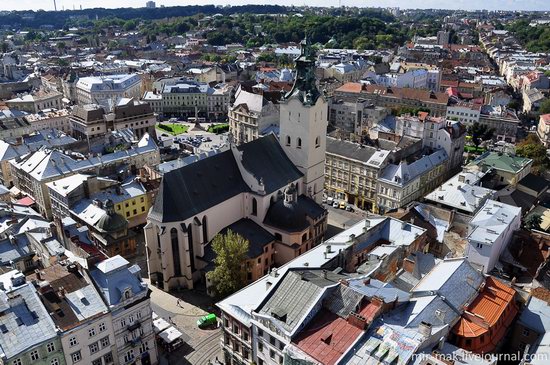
[452,277,517,352]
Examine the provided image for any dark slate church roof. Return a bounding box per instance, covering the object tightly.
[263,196,326,232]
[201,218,276,271]
[150,134,303,223]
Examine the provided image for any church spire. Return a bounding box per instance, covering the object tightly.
[284,36,321,106]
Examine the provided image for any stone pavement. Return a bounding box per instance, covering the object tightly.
[145,279,223,365]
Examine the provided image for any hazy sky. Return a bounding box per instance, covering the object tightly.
[1,0,549,11]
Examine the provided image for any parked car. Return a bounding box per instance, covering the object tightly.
[327,197,334,205]
[339,201,346,209]
[197,313,217,329]
[332,201,339,208]
[346,204,355,212]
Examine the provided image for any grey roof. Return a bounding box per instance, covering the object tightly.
[0,272,58,360]
[323,284,363,318]
[90,256,147,307]
[0,236,31,266]
[347,277,410,304]
[150,134,303,223]
[468,199,521,245]
[411,258,484,312]
[518,173,550,195]
[326,137,377,162]
[380,149,448,187]
[11,133,157,182]
[424,171,495,214]
[256,269,343,335]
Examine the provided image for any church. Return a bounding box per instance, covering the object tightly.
[144,38,329,292]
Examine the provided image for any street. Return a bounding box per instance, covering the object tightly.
[146,279,222,365]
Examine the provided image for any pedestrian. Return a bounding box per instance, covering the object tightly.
[176,298,181,307]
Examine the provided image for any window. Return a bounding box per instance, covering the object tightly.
[71,351,82,363]
[124,349,135,363]
[90,342,100,354]
[92,360,102,365]
[252,198,257,216]
[523,328,530,337]
[100,336,110,348]
[133,209,137,215]
[89,327,96,337]
[47,342,55,352]
[51,359,60,365]
[30,350,39,361]
[286,136,291,146]
[99,322,106,332]
[476,243,483,249]
[258,342,264,352]
[171,227,182,277]
[270,349,276,359]
[69,336,78,347]
[297,138,302,149]
[315,136,320,148]
[104,353,113,364]
[270,336,276,346]
[12,359,22,365]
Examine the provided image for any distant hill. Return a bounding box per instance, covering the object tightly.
[0,5,291,29]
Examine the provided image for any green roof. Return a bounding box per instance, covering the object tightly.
[470,152,532,173]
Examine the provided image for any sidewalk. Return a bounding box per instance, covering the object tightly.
[146,279,209,317]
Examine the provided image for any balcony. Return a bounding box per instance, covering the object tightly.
[127,321,141,332]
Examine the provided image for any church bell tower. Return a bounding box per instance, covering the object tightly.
[279,37,327,204]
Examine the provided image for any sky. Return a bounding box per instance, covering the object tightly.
[1,0,549,12]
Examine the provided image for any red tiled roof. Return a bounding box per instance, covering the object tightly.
[294,309,363,365]
[335,82,363,94]
[441,80,459,88]
[452,277,517,353]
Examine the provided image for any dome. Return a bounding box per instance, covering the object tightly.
[96,200,127,233]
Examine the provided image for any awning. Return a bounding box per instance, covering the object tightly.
[17,196,35,206]
[153,317,171,334]
[159,326,183,344]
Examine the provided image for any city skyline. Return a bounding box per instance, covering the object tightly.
[1,0,550,12]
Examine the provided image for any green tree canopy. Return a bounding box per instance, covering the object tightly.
[516,134,550,175]
[525,214,543,231]
[207,230,249,298]
[467,122,494,147]
[539,98,550,115]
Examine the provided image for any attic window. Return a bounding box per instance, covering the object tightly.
[321,332,333,344]
[0,324,7,333]
[123,289,132,300]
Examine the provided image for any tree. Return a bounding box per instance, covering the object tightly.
[539,98,550,115]
[516,134,550,175]
[207,230,249,298]
[56,41,66,54]
[525,214,542,230]
[467,122,494,147]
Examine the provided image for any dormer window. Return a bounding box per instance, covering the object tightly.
[123,288,132,300]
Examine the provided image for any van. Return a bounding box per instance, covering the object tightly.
[339,201,346,209]
[327,197,334,205]
[197,313,217,328]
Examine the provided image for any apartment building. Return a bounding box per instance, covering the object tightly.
[90,256,158,365]
[377,149,449,213]
[228,86,279,145]
[325,137,391,211]
[75,74,142,110]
